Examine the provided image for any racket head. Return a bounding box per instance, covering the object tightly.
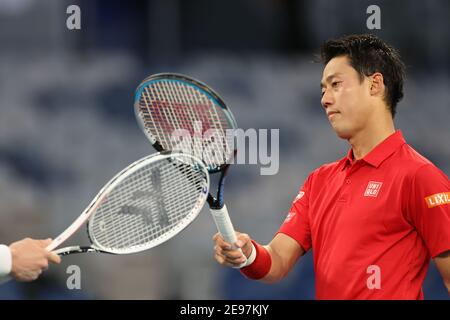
[134,73,238,173]
[70,152,209,255]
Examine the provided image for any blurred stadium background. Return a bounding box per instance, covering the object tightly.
[0,0,449,299]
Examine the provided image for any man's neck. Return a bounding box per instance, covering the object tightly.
[349,117,395,160]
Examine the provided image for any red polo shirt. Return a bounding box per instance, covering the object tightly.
[278,130,450,299]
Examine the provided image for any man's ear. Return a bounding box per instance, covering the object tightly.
[369,72,385,97]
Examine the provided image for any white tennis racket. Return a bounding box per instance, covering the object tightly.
[134,73,245,266]
[46,152,209,256]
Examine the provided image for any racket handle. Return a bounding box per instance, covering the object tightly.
[209,204,247,269]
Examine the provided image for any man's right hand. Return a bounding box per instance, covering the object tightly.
[213,231,253,268]
[9,238,61,282]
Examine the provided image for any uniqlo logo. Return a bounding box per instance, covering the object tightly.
[364,181,383,197]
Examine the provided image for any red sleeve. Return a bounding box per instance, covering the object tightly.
[277,172,313,252]
[407,164,450,258]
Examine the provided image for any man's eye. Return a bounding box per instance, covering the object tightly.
[332,81,341,88]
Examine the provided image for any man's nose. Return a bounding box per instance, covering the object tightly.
[321,90,334,109]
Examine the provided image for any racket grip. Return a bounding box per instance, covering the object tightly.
[209,204,247,269]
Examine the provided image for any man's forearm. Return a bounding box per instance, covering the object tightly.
[260,245,295,283]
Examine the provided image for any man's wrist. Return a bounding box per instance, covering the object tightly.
[240,240,272,280]
[239,242,257,268]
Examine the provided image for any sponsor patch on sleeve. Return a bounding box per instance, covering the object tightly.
[424,192,450,208]
[293,191,305,203]
[284,211,296,223]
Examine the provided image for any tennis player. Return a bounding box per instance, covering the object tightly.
[213,34,450,299]
[0,238,61,283]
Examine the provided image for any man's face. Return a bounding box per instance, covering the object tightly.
[320,56,374,139]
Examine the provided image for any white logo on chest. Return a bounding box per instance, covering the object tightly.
[364,181,383,197]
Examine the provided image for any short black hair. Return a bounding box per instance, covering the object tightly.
[319,34,406,117]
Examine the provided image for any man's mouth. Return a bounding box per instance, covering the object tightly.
[327,110,340,119]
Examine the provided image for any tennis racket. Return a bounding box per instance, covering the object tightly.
[46,152,209,256]
[134,73,245,266]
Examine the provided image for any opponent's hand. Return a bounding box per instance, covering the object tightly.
[9,238,61,282]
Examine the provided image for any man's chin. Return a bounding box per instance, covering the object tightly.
[331,125,352,140]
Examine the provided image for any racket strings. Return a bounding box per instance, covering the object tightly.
[104,164,201,246]
[100,163,201,243]
[93,163,203,249]
[138,80,234,170]
[89,156,208,252]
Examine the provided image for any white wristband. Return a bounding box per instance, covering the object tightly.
[0,244,12,278]
[239,242,257,268]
